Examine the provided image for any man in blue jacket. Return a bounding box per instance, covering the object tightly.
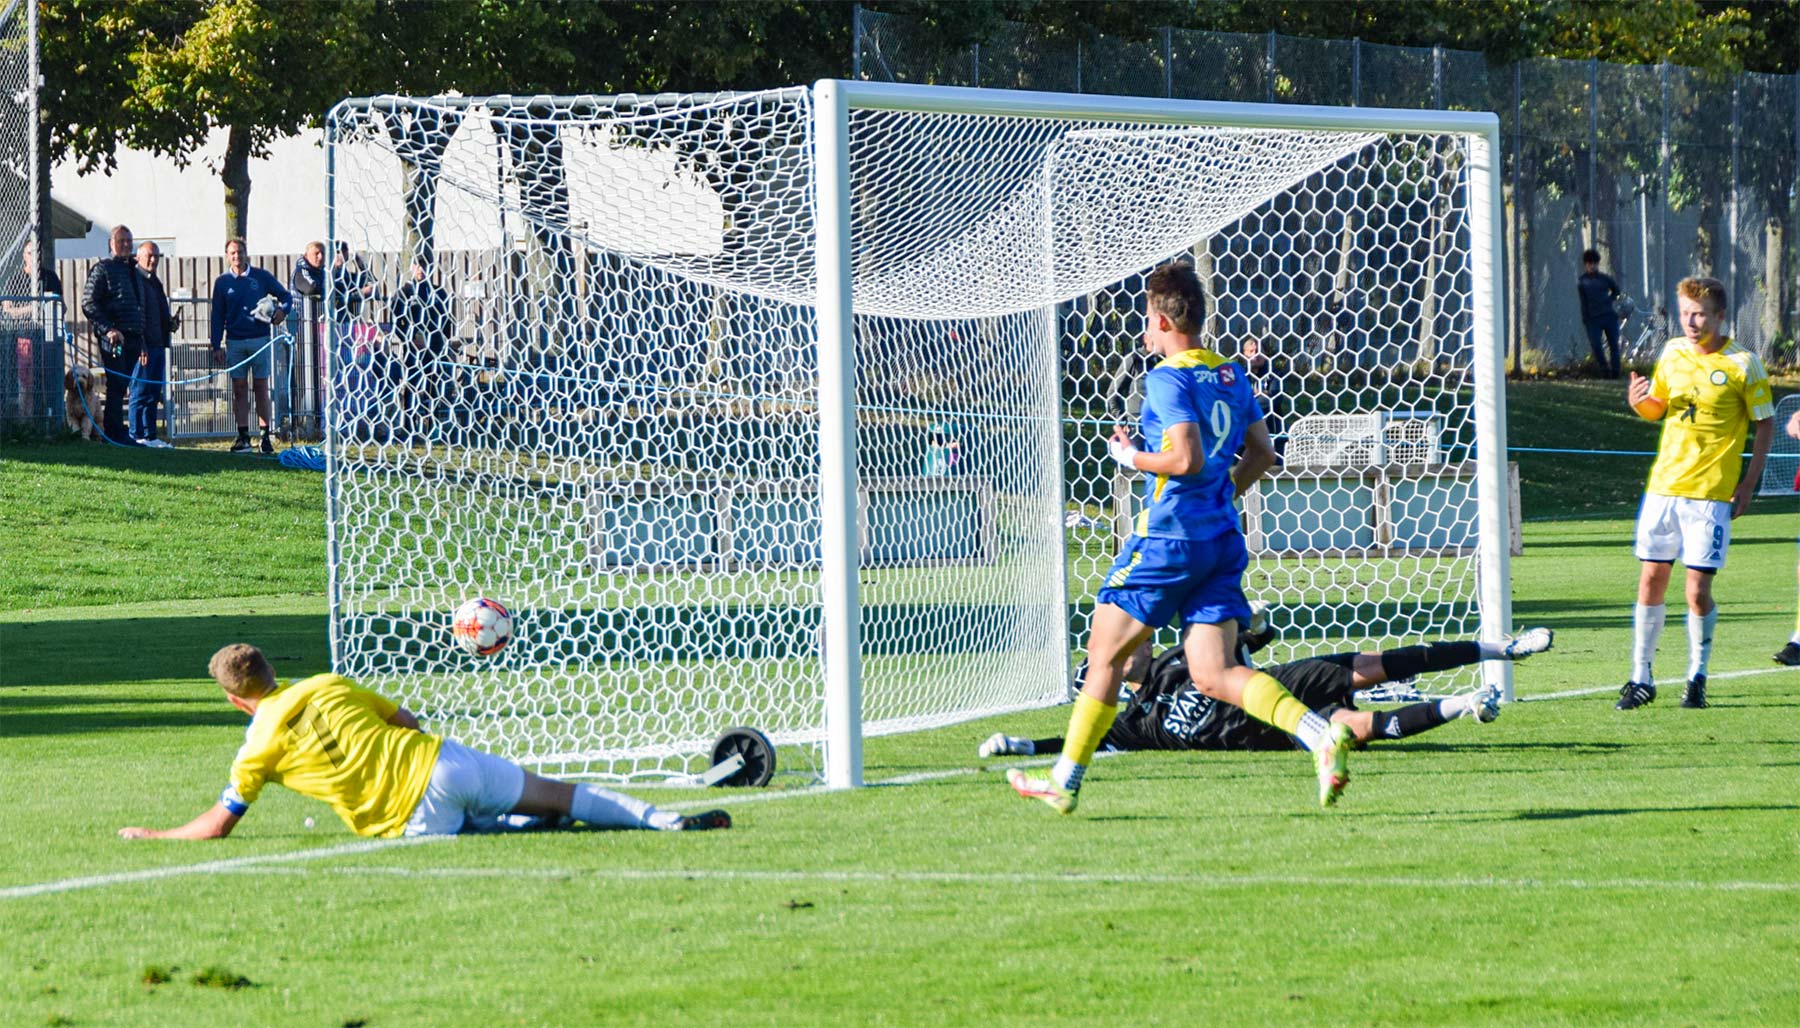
[209,238,292,453]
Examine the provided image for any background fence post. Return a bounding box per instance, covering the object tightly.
[1351,38,1361,107]
[1265,30,1276,103]
[1588,58,1599,250]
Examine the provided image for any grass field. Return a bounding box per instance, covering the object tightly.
[4,380,1799,1026]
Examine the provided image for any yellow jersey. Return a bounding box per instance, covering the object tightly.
[1646,337,1774,502]
[228,674,442,838]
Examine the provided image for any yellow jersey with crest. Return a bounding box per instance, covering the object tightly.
[228,673,442,838]
[1646,337,1774,502]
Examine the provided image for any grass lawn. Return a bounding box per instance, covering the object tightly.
[3,380,1798,1026]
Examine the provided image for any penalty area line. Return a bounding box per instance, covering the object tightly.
[208,864,1800,894]
[0,835,450,901]
[1520,664,1798,703]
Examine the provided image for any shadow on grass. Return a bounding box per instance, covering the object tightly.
[0,613,329,689]
[0,438,290,481]
[1514,803,1800,820]
[0,705,245,737]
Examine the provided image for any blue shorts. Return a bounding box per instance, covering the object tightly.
[224,336,272,380]
[1096,532,1252,629]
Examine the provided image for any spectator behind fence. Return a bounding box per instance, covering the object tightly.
[3,239,63,423]
[1240,335,1287,463]
[329,243,379,426]
[1577,249,1624,379]
[3,238,62,317]
[330,242,377,326]
[288,241,326,436]
[208,238,292,454]
[390,257,451,442]
[81,225,146,445]
[129,242,175,448]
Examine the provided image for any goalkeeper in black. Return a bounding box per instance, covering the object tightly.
[980,625,1554,758]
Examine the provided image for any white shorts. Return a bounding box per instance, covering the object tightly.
[1634,493,1730,571]
[403,739,526,836]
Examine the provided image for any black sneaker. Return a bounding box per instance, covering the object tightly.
[229,435,252,453]
[259,432,274,455]
[1614,681,1656,710]
[1775,642,1800,667]
[672,809,731,832]
[1680,675,1708,708]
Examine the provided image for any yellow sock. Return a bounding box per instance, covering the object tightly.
[1062,693,1119,769]
[1239,670,1311,735]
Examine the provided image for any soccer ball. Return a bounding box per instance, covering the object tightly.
[451,597,513,656]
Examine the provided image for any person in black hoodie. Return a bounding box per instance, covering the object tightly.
[81,225,145,445]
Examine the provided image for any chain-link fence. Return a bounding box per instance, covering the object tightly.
[855,9,1800,371]
[0,0,53,434]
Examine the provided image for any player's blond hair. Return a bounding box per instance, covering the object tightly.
[1146,260,1206,335]
[209,644,277,699]
[1677,276,1727,315]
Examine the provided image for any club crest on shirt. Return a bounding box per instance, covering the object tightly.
[1709,370,1728,386]
[1219,365,1237,386]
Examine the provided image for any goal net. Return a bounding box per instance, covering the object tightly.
[324,83,1509,782]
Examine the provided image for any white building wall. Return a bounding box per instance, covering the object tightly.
[52,126,328,260]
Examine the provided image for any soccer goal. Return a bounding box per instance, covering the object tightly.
[323,82,1511,786]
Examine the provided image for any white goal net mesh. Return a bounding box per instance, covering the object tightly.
[326,87,1496,779]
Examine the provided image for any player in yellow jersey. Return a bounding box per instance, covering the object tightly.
[1776,408,1800,667]
[119,644,730,839]
[1616,276,1774,710]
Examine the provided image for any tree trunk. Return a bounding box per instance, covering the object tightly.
[1764,215,1785,354]
[221,124,252,242]
[1692,189,1719,277]
[499,110,572,360]
[384,105,456,277]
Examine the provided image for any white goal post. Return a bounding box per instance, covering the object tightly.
[324,81,1512,787]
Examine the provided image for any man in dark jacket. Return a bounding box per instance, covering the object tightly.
[128,242,176,447]
[390,257,452,442]
[81,225,146,445]
[209,238,292,453]
[1577,249,1624,379]
[286,241,326,437]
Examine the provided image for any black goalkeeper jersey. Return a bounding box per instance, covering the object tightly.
[1101,648,1360,752]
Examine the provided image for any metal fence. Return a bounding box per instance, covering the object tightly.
[854,9,1800,371]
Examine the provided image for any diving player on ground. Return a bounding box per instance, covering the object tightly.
[981,626,1553,758]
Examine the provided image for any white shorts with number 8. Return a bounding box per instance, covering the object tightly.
[1634,493,1731,571]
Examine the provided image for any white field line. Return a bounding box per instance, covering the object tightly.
[1,758,1081,900]
[1520,664,1799,703]
[0,835,449,900]
[207,864,1800,894]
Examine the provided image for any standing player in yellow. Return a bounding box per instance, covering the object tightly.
[1005,261,1354,813]
[1616,277,1774,710]
[119,644,730,840]
[1775,408,1800,667]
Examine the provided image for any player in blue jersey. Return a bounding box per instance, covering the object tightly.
[1008,261,1355,813]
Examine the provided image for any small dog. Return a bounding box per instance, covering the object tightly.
[63,364,103,440]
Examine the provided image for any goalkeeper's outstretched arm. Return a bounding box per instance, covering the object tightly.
[119,802,241,841]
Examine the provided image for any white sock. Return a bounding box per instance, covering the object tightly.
[570,783,666,830]
[1631,603,1666,684]
[1789,629,1800,645]
[1294,711,1331,751]
[1686,605,1717,680]
[1050,756,1083,791]
[1438,694,1473,719]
